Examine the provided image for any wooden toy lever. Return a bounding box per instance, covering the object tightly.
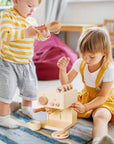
[33,107,45,113]
[33,107,57,114]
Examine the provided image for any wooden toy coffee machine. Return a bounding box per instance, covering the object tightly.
[37,84,77,131]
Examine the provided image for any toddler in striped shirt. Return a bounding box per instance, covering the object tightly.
[0,0,50,128]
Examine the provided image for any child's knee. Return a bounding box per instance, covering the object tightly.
[92,108,111,122]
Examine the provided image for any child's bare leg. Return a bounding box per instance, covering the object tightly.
[92,108,111,138]
[92,108,114,144]
[0,101,21,128]
[22,99,32,107]
[0,101,10,116]
[21,99,38,120]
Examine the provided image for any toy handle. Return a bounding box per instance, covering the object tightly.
[47,21,61,34]
[33,107,45,113]
[36,21,61,34]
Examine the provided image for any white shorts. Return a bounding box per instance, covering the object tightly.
[0,58,38,103]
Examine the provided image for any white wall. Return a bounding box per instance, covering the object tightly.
[33,0,114,52]
[62,1,114,25]
[60,1,114,52]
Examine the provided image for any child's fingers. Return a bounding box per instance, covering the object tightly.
[70,103,76,108]
[32,26,40,34]
[60,57,68,63]
[57,61,66,67]
[73,108,78,112]
[35,24,46,31]
[73,108,80,113]
[67,57,70,62]
[70,102,81,108]
[57,57,70,69]
[57,57,66,65]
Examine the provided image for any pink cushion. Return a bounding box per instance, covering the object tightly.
[33,33,78,80]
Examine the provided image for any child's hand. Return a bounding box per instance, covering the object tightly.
[35,24,50,38]
[57,57,70,71]
[70,101,86,113]
[24,26,39,37]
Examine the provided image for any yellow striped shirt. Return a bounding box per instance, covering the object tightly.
[0,8,48,64]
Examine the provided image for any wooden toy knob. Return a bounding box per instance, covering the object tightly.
[56,86,64,93]
[39,96,48,105]
[56,84,73,93]
[66,84,73,90]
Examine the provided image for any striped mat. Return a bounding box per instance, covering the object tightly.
[0,110,93,144]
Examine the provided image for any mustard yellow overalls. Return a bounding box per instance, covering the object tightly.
[77,60,114,122]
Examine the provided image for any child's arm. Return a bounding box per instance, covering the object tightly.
[35,21,61,40]
[0,13,20,41]
[24,24,50,39]
[84,81,113,111]
[57,57,78,85]
[71,81,113,113]
[24,25,41,38]
[0,13,39,41]
[0,12,49,42]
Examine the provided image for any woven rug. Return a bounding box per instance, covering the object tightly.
[0,110,113,144]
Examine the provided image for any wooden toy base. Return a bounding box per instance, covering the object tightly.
[41,108,77,131]
[41,119,76,131]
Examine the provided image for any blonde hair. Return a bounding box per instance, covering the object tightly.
[12,0,42,5]
[78,27,113,63]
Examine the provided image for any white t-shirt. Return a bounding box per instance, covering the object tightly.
[72,58,114,88]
